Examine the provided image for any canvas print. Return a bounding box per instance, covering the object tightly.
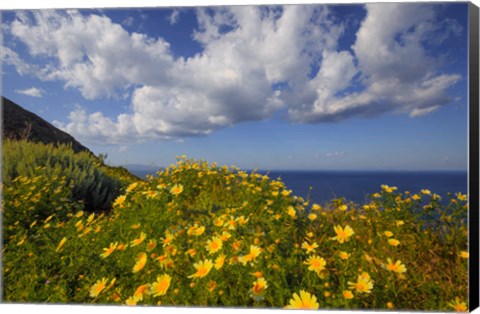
[1,1,477,312]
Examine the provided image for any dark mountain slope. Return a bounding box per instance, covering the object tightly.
[2,96,92,154]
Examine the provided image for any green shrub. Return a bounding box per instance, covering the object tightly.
[2,139,123,212]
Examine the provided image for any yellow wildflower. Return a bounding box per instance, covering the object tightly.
[287,206,296,218]
[90,278,108,298]
[251,277,268,299]
[189,259,214,279]
[130,232,147,247]
[343,290,354,299]
[384,231,393,237]
[348,275,374,294]
[456,193,467,201]
[386,258,407,273]
[146,239,157,251]
[206,237,223,254]
[113,195,127,208]
[161,231,175,247]
[332,225,355,243]
[388,239,400,247]
[126,182,138,193]
[214,254,226,269]
[100,242,118,258]
[170,184,184,195]
[252,271,263,278]
[284,290,319,310]
[132,252,147,273]
[150,274,171,297]
[125,296,137,306]
[239,245,262,265]
[301,241,318,253]
[339,251,349,260]
[339,204,348,211]
[311,204,321,211]
[134,284,149,301]
[459,251,469,259]
[448,297,468,312]
[308,213,317,221]
[55,237,67,252]
[304,255,326,273]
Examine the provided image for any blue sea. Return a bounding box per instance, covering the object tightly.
[130,169,467,205]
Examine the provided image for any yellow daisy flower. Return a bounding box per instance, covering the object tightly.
[284,290,319,310]
[251,277,268,299]
[301,241,318,253]
[448,297,468,312]
[214,254,226,270]
[388,239,400,246]
[386,258,407,273]
[343,290,354,299]
[146,239,157,251]
[113,195,127,208]
[55,237,68,252]
[132,252,147,273]
[304,255,326,273]
[332,225,355,243]
[287,206,297,218]
[133,284,149,301]
[130,232,147,247]
[125,296,137,306]
[170,184,184,195]
[188,259,214,278]
[126,182,138,193]
[150,274,171,297]
[90,277,108,298]
[348,275,374,294]
[239,245,262,265]
[205,237,223,254]
[100,242,118,259]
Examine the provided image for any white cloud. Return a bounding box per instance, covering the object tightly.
[288,3,462,123]
[118,145,129,153]
[14,86,45,97]
[168,10,180,25]
[122,16,134,27]
[5,4,463,144]
[325,151,345,158]
[9,10,174,99]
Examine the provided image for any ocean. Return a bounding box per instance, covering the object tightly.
[129,169,467,205]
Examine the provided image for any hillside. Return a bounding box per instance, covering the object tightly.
[2,96,92,154]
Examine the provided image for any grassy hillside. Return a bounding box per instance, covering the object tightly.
[1,146,469,311]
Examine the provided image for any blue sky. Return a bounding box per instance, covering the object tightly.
[1,2,469,171]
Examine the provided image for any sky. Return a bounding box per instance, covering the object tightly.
[0,1,470,171]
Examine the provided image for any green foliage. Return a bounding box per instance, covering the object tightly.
[2,157,469,311]
[2,139,125,213]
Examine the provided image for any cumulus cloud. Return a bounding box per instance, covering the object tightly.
[15,87,45,97]
[288,3,462,123]
[5,4,463,144]
[9,10,174,99]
